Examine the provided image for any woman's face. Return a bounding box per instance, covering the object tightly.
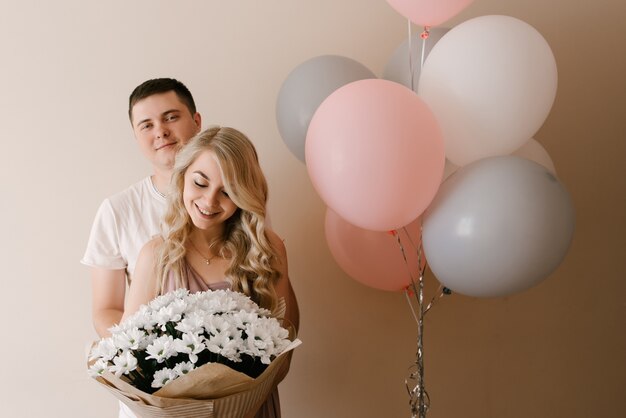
[183,150,238,232]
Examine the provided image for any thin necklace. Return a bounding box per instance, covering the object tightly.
[188,239,219,265]
[150,176,166,198]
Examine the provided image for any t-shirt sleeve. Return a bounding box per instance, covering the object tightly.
[80,199,127,270]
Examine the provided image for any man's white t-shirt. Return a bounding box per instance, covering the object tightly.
[81,176,166,278]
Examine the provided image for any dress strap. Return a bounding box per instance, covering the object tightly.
[273,297,287,319]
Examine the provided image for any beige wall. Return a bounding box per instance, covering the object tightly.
[1,0,623,417]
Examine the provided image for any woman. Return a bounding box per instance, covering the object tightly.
[124,126,299,417]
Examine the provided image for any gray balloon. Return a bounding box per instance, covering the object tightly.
[423,156,575,298]
[276,55,376,162]
[383,27,449,92]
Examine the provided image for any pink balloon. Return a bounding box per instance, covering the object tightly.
[306,79,445,231]
[325,209,425,291]
[386,0,474,27]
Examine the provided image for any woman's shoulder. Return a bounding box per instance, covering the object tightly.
[264,229,289,277]
[146,235,165,248]
[265,228,286,255]
[138,235,164,260]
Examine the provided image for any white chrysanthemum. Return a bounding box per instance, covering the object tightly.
[139,333,158,350]
[184,291,204,306]
[190,289,258,315]
[148,293,173,311]
[229,292,261,312]
[110,351,138,377]
[173,361,195,377]
[89,338,118,361]
[204,314,233,335]
[205,291,237,313]
[149,289,188,311]
[231,310,259,330]
[88,358,109,378]
[244,321,276,363]
[173,333,206,364]
[172,288,189,299]
[112,327,145,351]
[124,307,157,331]
[272,328,291,353]
[170,297,189,315]
[151,368,178,388]
[146,335,177,363]
[108,323,125,334]
[155,298,187,327]
[175,311,205,334]
[207,330,243,362]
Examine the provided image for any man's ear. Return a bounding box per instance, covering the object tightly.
[193,112,202,131]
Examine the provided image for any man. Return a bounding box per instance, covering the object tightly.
[82,78,202,337]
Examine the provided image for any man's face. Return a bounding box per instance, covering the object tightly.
[131,91,201,172]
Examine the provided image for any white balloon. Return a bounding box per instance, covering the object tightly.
[419,15,558,166]
[423,156,574,298]
[512,138,556,175]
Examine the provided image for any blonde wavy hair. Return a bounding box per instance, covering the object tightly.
[155,126,279,311]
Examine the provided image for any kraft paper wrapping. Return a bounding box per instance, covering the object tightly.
[90,339,301,418]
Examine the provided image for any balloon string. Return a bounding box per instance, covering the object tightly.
[396,223,451,418]
[408,21,431,93]
[420,26,431,70]
[424,285,448,315]
[400,224,451,314]
[411,255,428,418]
[404,289,420,328]
[407,19,415,92]
[401,226,425,277]
[396,229,428,418]
[393,230,419,286]
[394,228,422,330]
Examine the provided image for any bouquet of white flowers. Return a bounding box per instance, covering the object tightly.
[87,288,300,418]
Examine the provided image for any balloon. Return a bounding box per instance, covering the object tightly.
[512,138,556,175]
[383,27,449,93]
[306,79,445,231]
[276,55,376,162]
[325,209,425,291]
[419,15,558,166]
[386,0,474,27]
[422,156,575,298]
